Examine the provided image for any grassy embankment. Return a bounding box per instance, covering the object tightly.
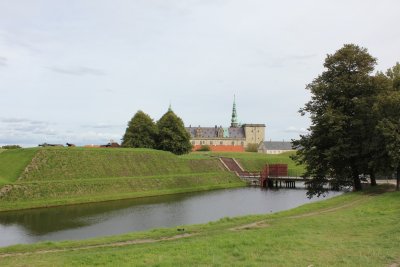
[0,186,398,266]
[0,147,244,211]
[183,151,305,176]
[0,148,38,186]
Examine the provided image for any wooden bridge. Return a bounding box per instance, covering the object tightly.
[219,157,307,188]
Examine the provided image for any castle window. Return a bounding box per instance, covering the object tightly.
[241,141,244,146]
[210,141,213,145]
[220,141,223,145]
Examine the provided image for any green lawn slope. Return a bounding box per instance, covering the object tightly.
[0,148,38,186]
[0,187,398,266]
[183,151,305,176]
[0,147,244,211]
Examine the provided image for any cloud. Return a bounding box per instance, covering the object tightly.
[0,56,7,66]
[47,66,106,76]
[83,123,124,129]
[265,53,318,68]
[284,126,308,134]
[289,54,318,61]
[0,117,123,147]
[0,117,55,141]
[0,117,48,125]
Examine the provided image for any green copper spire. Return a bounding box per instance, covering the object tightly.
[168,102,172,112]
[231,95,238,127]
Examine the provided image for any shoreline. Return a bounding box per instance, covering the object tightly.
[0,182,245,213]
[0,185,398,266]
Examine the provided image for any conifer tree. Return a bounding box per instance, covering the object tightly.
[122,110,157,148]
[156,108,192,155]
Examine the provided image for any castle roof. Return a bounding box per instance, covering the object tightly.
[186,126,245,139]
[260,141,293,150]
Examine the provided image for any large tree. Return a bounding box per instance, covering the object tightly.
[122,110,157,148]
[293,44,379,197]
[156,108,192,155]
[375,63,400,190]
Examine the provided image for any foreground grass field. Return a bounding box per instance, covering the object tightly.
[0,186,398,266]
[0,148,245,211]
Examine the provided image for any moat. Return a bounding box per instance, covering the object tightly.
[0,187,342,247]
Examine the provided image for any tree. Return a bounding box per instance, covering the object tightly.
[156,109,192,155]
[121,110,157,148]
[375,63,400,190]
[292,44,379,197]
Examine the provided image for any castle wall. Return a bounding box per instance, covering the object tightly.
[190,138,246,147]
[243,124,265,145]
[192,145,245,152]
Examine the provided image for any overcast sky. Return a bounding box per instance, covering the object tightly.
[1,0,399,147]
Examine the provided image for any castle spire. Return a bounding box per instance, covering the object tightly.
[231,94,238,127]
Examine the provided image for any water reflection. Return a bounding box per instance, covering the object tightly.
[0,187,342,247]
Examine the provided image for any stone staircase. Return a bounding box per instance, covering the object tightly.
[219,157,260,185]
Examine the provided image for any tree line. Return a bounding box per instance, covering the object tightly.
[121,108,192,155]
[293,44,400,197]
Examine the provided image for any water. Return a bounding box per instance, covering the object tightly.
[0,187,342,247]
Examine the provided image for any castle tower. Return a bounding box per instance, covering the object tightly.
[231,95,238,127]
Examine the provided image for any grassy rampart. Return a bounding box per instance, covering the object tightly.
[182,151,305,176]
[0,148,38,186]
[0,186,398,266]
[0,148,244,211]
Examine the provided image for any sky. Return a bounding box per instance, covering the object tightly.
[1,0,400,147]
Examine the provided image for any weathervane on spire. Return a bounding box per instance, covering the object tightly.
[231,94,238,127]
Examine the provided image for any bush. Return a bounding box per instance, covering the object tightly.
[197,145,211,151]
[245,143,259,152]
[2,145,22,149]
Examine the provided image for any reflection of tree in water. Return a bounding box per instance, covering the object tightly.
[0,193,190,235]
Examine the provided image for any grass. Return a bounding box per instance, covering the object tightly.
[0,186,398,266]
[0,147,245,211]
[21,147,225,181]
[0,148,304,211]
[0,172,243,211]
[182,151,305,176]
[0,148,38,186]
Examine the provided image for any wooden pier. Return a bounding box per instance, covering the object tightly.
[263,177,308,189]
[219,157,310,189]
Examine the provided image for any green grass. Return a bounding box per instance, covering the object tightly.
[0,148,38,186]
[182,151,305,176]
[0,147,245,211]
[0,187,398,266]
[0,148,304,211]
[21,147,226,181]
[0,172,243,211]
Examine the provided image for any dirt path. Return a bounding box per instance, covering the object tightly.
[229,195,368,231]
[0,233,195,259]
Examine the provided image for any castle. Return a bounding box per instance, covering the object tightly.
[186,97,265,152]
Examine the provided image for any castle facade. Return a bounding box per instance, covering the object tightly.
[186,97,265,152]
